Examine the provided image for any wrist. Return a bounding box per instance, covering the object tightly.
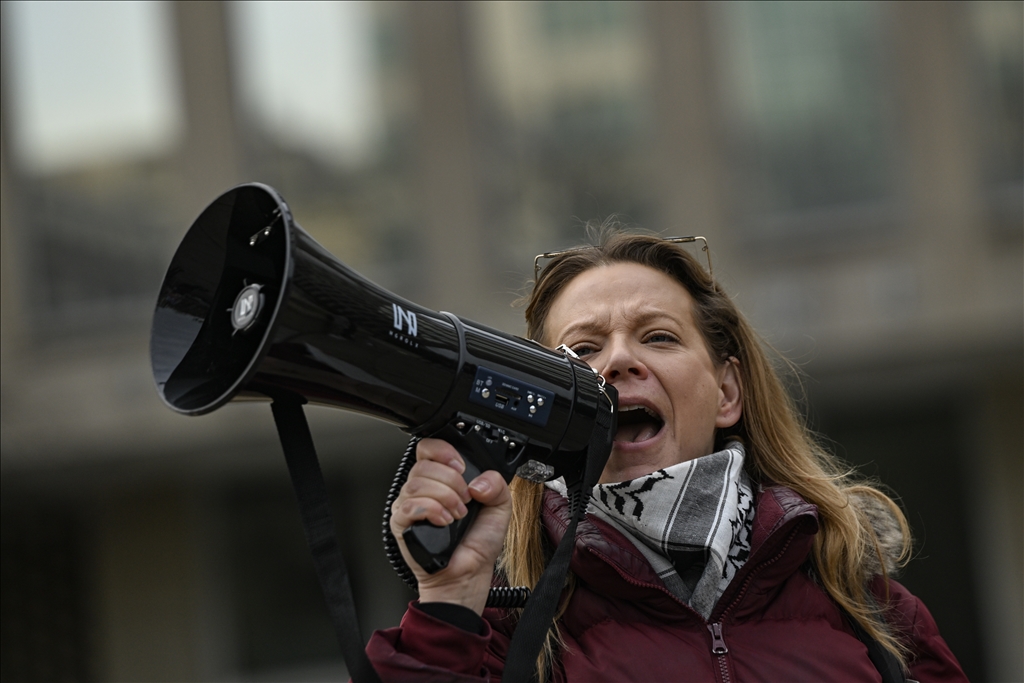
[417,574,491,615]
[417,601,486,634]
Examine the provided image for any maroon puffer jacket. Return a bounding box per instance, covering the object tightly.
[366,486,967,682]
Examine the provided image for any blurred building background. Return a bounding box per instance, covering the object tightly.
[0,1,1020,681]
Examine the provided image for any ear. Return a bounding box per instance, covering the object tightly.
[715,356,742,429]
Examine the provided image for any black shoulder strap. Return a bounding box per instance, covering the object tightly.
[270,396,382,683]
[842,606,906,683]
[501,397,614,683]
[272,387,611,683]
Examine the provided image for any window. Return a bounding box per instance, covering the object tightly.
[5,0,181,174]
[230,1,382,170]
[469,1,654,264]
[227,1,419,293]
[715,1,893,229]
[969,1,1023,186]
[539,1,633,39]
[2,1,184,337]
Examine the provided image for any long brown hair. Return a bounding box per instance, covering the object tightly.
[499,229,912,678]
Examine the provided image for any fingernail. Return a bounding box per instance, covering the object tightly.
[449,457,465,474]
[456,501,468,517]
[441,510,454,524]
[469,479,490,495]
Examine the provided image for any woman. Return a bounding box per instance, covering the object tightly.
[368,232,966,682]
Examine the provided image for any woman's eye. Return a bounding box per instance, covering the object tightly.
[645,333,677,344]
[571,345,597,357]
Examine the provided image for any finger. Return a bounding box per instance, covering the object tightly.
[391,494,458,529]
[416,438,467,474]
[466,470,512,508]
[406,459,472,503]
[397,475,470,519]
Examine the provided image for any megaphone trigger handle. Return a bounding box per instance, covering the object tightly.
[403,456,484,574]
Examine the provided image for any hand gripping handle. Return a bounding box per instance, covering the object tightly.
[402,455,484,574]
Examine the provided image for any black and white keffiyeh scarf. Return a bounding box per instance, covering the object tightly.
[552,443,754,618]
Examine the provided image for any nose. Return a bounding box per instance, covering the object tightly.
[597,337,648,383]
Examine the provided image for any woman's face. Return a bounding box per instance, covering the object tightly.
[544,262,742,483]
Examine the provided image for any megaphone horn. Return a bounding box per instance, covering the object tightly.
[151,182,616,568]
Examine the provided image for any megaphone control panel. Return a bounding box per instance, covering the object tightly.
[468,367,554,427]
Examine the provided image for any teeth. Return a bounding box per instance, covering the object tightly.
[618,404,661,421]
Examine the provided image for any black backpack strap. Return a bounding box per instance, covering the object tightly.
[271,396,382,683]
[842,605,907,683]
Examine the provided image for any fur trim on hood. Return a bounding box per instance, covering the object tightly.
[851,491,908,577]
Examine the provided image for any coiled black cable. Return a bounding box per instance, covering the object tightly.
[484,584,532,609]
[382,436,420,591]
[382,435,531,609]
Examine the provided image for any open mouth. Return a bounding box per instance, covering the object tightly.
[615,404,665,444]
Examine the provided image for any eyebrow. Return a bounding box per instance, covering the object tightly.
[557,307,686,339]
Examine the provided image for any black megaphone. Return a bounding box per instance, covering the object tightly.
[150,183,616,571]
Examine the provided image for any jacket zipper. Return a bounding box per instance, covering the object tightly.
[587,555,738,681]
[714,528,800,621]
[585,517,804,683]
[703,528,801,683]
[708,622,731,683]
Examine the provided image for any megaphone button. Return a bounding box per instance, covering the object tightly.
[231,283,264,332]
